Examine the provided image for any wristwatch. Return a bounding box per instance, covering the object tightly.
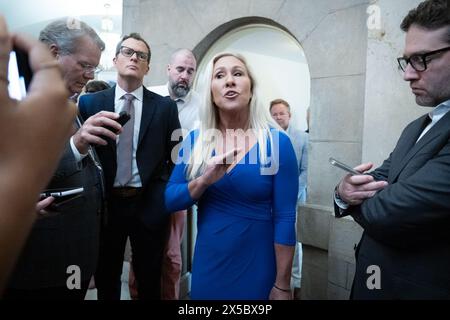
[334,185,349,211]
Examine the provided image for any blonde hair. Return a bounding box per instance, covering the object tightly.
[186,52,281,180]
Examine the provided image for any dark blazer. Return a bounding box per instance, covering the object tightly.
[78,86,181,227]
[8,140,103,289]
[335,111,450,299]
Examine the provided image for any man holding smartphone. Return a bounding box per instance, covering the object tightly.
[4,18,122,300]
[78,33,181,300]
[334,0,450,299]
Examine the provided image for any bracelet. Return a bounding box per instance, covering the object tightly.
[273,284,291,292]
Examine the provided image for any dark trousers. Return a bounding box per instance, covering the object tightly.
[3,280,90,300]
[95,194,168,300]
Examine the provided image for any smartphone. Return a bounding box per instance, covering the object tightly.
[104,111,131,134]
[8,46,32,100]
[329,157,361,175]
[40,187,84,198]
[117,111,131,127]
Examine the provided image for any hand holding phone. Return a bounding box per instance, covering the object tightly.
[8,46,32,100]
[40,187,84,198]
[329,157,361,175]
[104,111,131,134]
[39,187,84,213]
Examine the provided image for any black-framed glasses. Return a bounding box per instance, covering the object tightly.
[397,46,450,72]
[77,61,102,75]
[119,46,149,62]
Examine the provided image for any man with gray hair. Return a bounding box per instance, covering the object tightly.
[4,18,120,300]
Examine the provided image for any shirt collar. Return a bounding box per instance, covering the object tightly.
[428,99,450,123]
[115,84,144,102]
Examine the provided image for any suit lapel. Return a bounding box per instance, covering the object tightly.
[102,87,117,152]
[390,112,450,181]
[98,87,116,113]
[138,87,157,148]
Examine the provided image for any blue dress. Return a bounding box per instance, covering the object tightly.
[165,129,299,300]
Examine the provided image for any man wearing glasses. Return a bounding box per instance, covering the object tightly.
[4,18,112,300]
[78,33,181,300]
[334,0,450,299]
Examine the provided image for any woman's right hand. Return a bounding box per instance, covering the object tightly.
[200,148,240,186]
[188,148,240,200]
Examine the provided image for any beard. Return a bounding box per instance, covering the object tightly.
[415,95,437,107]
[170,81,190,98]
[415,89,450,107]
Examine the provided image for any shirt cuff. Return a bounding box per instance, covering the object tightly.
[70,136,88,162]
[334,187,349,210]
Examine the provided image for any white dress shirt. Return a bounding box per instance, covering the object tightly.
[150,83,200,135]
[416,99,450,142]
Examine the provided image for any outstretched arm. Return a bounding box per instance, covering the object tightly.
[0,16,76,294]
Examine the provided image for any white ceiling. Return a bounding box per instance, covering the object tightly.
[0,0,122,34]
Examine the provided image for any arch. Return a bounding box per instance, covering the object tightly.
[193,17,297,63]
[193,18,311,131]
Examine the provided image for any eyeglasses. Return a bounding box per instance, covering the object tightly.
[397,46,450,72]
[119,46,149,62]
[271,112,289,117]
[77,61,102,75]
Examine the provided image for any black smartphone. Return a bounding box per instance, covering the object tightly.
[40,187,84,212]
[104,111,131,134]
[116,111,131,127]
[8,46,32,100]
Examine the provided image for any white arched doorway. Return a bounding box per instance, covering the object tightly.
[182,23,311,297]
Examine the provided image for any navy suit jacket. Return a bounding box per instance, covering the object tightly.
[335,111,450,299]
[78,86,181,227]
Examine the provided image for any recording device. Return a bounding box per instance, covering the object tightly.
[40,187,84,212]
[329,157,361,175]
[116,111,131,128]
[40,187,84,198]
[104,111,131,134]
[8,46,32,100]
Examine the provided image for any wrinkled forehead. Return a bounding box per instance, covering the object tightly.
[214,55,246,70]
[172,54,196,69]
[404,25,449,55]
[121,38,149,53]
[71,36,101,64]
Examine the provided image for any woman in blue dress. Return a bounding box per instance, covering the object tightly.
[165,52,299,300]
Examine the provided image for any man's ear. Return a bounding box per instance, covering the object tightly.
[49,44,59,58]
